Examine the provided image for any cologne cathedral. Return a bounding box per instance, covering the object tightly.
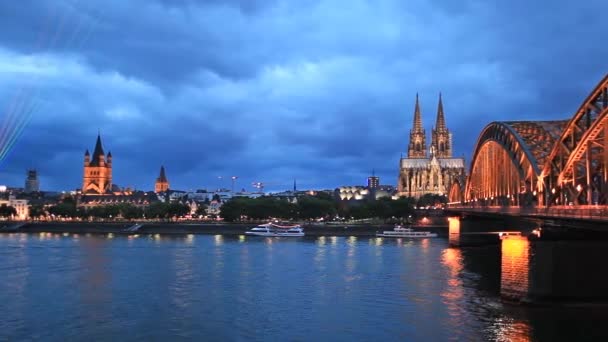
[397,94,466,199]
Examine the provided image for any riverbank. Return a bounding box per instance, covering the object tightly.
[0,221,448,237]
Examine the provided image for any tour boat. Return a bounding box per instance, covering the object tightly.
[376,225,437,238]
[245,223,305,237]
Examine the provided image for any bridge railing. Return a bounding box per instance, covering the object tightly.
[449,205,608,221]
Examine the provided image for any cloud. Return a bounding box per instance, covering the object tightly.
[0,0,606,191]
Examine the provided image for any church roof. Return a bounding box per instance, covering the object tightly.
[157,166,168,182]
[90,134,106,166]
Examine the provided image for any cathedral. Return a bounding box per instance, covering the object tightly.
[82,134,112,194]
[397,94,466,199]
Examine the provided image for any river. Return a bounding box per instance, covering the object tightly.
[1,232,606,341]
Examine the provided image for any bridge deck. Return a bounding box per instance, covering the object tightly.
[448,206,608,223]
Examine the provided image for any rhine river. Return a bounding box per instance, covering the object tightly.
[1,232,606,341]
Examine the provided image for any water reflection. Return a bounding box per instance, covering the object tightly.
[80,236,112,326]
[500,236,530,301]
[441,248,464,310]
[0,233,605,341]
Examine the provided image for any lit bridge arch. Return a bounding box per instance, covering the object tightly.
[541,74,608,205]
[462,73,608,207]
[465,121,567,206]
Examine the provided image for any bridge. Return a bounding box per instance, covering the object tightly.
[442,74,608,303]
[448,73,608,213]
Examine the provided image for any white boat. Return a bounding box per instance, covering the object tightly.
[376,225,437,238]
[245,223,305,237]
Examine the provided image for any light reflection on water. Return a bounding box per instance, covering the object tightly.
[0,233,605,341]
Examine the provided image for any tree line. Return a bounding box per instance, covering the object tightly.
[219,193,446,222]
[30,200,205,221]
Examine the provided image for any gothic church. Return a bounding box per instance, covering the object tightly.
[397,94,466,198]
[82,134,112,194]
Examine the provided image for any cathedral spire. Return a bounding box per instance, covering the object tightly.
[407,94,427,158]
[435,93,446,132]
[413,93,423,133]
[431,93,452,158]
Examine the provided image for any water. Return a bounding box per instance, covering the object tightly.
[1,232,606,341]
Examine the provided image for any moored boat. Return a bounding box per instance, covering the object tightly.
[245,223,305,237]
[376,225,437,238]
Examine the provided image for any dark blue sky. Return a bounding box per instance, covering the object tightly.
[0,0,606,192]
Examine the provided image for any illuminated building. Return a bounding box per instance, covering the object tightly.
[0,195,29,220]
[82,134,112,194]
[397,94,466,198]
[155,165,170,193]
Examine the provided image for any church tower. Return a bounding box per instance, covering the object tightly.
[155,165,169,193]
[407,94,427,158]
[82,134,112,194]
[431,93,452,158]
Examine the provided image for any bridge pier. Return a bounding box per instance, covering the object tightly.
[500,232,608,304]
[447,216,527,247]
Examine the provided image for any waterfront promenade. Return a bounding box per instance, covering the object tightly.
[0,220,448,236]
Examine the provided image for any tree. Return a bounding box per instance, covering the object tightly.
[48,202,77,218]
[195,204,208,217]
[297,196,336,220]
[389,197,416,218]
[416,194,447,208]
[29,204,46,219]
[0,204,17,218]
[167,202,190,218]
[146,202,168,219]
[220,198,247,222]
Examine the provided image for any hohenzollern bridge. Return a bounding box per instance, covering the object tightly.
[448,74,608,220]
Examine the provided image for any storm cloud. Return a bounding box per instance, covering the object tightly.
[0,0,606,191]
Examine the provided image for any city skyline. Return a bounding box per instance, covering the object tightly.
[0,1,606,191]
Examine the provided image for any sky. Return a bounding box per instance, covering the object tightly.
[0,0,606,192]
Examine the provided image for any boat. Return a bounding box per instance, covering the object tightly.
[245,223,305,237]
[376,225,437,238]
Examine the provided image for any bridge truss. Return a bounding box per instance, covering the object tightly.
[458,74,608,207]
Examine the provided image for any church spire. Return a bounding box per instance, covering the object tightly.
[155,165,170,193]
[435,93,446,132]
[93,133,104,156]
[431,93,452,158]
[413,93,423,133]
[407,94,427,158]
[159,165,167,182]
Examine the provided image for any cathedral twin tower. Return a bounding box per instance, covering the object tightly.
[397,94,465,199]
[408,94,452,159]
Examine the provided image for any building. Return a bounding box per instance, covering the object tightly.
[24,169,40,193]
[155,166,170,193]
[78,192,158,210]
[82,134,112,194]
[0,195,29,220]
[397,94,466,198]
[367,173,380,189]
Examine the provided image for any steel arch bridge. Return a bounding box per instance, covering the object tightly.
[455,74,608,207]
